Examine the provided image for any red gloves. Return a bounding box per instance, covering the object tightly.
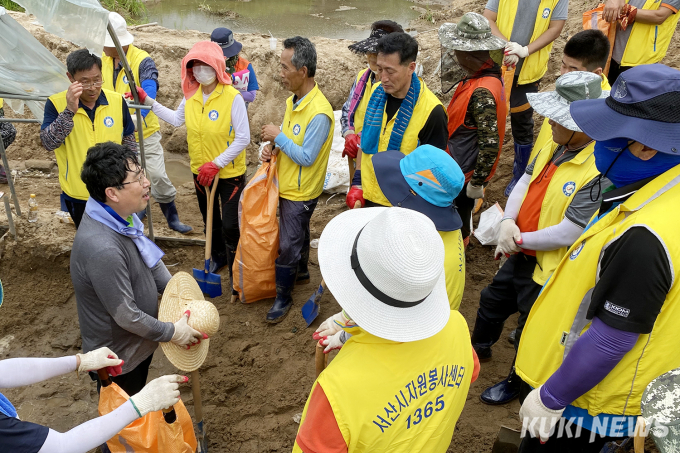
[124,86,153,106]
[342,133,361,159]
[106,355,123,377]
[346,186,365,209]
[197,162,220,186]
[619,4,638,31]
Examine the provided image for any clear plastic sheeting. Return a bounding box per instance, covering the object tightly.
[0,8,70,122]
[13,0,109,56]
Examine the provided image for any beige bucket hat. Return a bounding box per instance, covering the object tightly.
[159,272,220,372]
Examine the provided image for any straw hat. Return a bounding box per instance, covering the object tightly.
[104,12,134,48]
[159,272,220,372]
[318,208,450,343]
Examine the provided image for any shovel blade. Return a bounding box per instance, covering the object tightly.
[192,267,222,298]
[195,420,208,453]
[492,426,521,453]
[302,283,324,326]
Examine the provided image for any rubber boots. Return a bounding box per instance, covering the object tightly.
[480,361,521,405]
[504,143,533,196]
[296,242,310,285]
[160,201,193,234]
[266,264,297,323]
[471,310,505,362]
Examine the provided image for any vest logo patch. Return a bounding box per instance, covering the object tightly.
[542,7,551,18]
[563,181,576,196]
[604,301,630,318]
[103,116,114,128]
[123,75,128,84]
[208,110,219,121]
[569,240,585,260]
[293,124,301,136]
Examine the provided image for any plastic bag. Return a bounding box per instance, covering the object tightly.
[234,155,279,303]
[323,111,350,194]
[473,202,504,246]
[98,382,197,453]
[583,4,616,76]
[232,69,250,92]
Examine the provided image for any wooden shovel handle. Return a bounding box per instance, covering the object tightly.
[204,177,219,262]
[97,369,112,387]
[634,416,646,453]
[315,342,329,378]
[191,370,203,422]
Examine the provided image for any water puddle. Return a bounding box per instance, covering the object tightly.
[165,160,194,187]
[145,0,419,40]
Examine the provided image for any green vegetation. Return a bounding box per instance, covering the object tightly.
[0,0,24,12]
[100,0,148,20]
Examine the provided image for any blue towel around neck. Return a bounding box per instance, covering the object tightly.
[0,393,17,418]
[360,72,421,155]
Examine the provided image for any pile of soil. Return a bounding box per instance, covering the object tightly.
[1,0,678,450]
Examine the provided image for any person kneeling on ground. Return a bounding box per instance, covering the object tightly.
[472,72,609,406]
[295,208,479,452]
[516,64,680,452]
[71,142,205,398]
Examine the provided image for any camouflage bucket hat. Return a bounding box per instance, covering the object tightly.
[527,71,609,132]
[438,12,506,52]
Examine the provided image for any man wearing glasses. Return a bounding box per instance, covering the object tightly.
[71,141,202,398]
[41,49,137,228]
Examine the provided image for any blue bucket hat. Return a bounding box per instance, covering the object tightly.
[210,27,243,58]
[570,64,680,155]
[373,145,465,231]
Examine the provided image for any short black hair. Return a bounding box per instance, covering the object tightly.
[66,49,102,77]
[283,36,317,77]
[81,142,140,203]
[564,30,610,71]
[376,32,418,65]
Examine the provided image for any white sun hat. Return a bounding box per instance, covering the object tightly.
[104,12,134,48]
[318,207,451,343]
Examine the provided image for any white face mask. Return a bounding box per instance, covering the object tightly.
[193,66,217,86]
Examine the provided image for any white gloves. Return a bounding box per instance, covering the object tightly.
[313,311,352,339]
[129,375,187,418]
[466,183,484,200]
[505,42,530,59]
[503,53,519,68]
[171,311,203,348]
[496,218,522,258]
[76,347,123,375]
[519,386,565,442]
[320,331,349,353]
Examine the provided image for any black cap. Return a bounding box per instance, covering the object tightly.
[210,27,243,58]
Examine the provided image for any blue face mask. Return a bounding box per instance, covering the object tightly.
[594,138,680,188]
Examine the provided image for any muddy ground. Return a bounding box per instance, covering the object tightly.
[1,0,678,451]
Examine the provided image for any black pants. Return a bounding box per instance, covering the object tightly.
[194,174,245,263]
[64,196,86,229]
[510,76,541,146]
[454,190,476,240]
[607,60,632,85]
[479,253,542,350]
[518,422,627,453]
[91,353,153,397]
[364,200,387,208]
[277,197,318,267]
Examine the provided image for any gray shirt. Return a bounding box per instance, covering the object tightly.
[612,0,679,63]
[71,213,174,373]
[486,0,569,73]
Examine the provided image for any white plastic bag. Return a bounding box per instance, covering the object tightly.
[473,202,504,246]
[323,111,350,194]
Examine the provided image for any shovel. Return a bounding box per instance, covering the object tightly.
[193,177,222,298]
[491,426,521,453]
[191,370,208,453]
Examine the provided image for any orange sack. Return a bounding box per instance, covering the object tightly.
[582,4,617,76]
[233,155,279,303]
[98,381,197,453]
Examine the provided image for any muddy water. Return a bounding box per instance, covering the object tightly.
[145,0,419,40]
[165,160,194,187]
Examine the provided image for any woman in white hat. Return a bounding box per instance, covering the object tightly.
[293,208,478,453]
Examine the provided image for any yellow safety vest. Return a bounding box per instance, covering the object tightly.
[279,83,335,201]
[353,68,374,135]
[496,0,560,84]
[621,0,680,66]
[293,311,473,453]
[440,230,465,310]
[521,141,601,285]
[102,45,161,141]
[49,89,125,200]
[530,74,610,162]
[0,98,3,109]
[361,80,444,206]
[517,164,680,417]
[185,83,245,179]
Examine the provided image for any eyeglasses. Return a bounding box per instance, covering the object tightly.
[120,168,146,187]
[79,80,104,89]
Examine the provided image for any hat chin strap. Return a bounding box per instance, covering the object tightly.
[350,227,430,308]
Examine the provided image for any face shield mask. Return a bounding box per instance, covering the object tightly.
[440,48,503,94]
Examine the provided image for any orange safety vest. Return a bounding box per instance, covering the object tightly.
[230,56,250,75]
[446,75,506,184]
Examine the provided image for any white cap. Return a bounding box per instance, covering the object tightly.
[104,12,134,48]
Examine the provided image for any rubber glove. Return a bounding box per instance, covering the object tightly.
[619,4,638,30]
[170,311,205,349]
[519,386,565,442]
[313,311,351,340]
[466,183,484,200]
[496,218,523,259]
[505,42,529,59]
[76,347,124,376]
[342,133,360,159]
[504,54,520,69]
[319,331,348,354]
[129,375,188,417]
[124,86,155,106]
[346,186,365,209]
[197,162,221,187]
